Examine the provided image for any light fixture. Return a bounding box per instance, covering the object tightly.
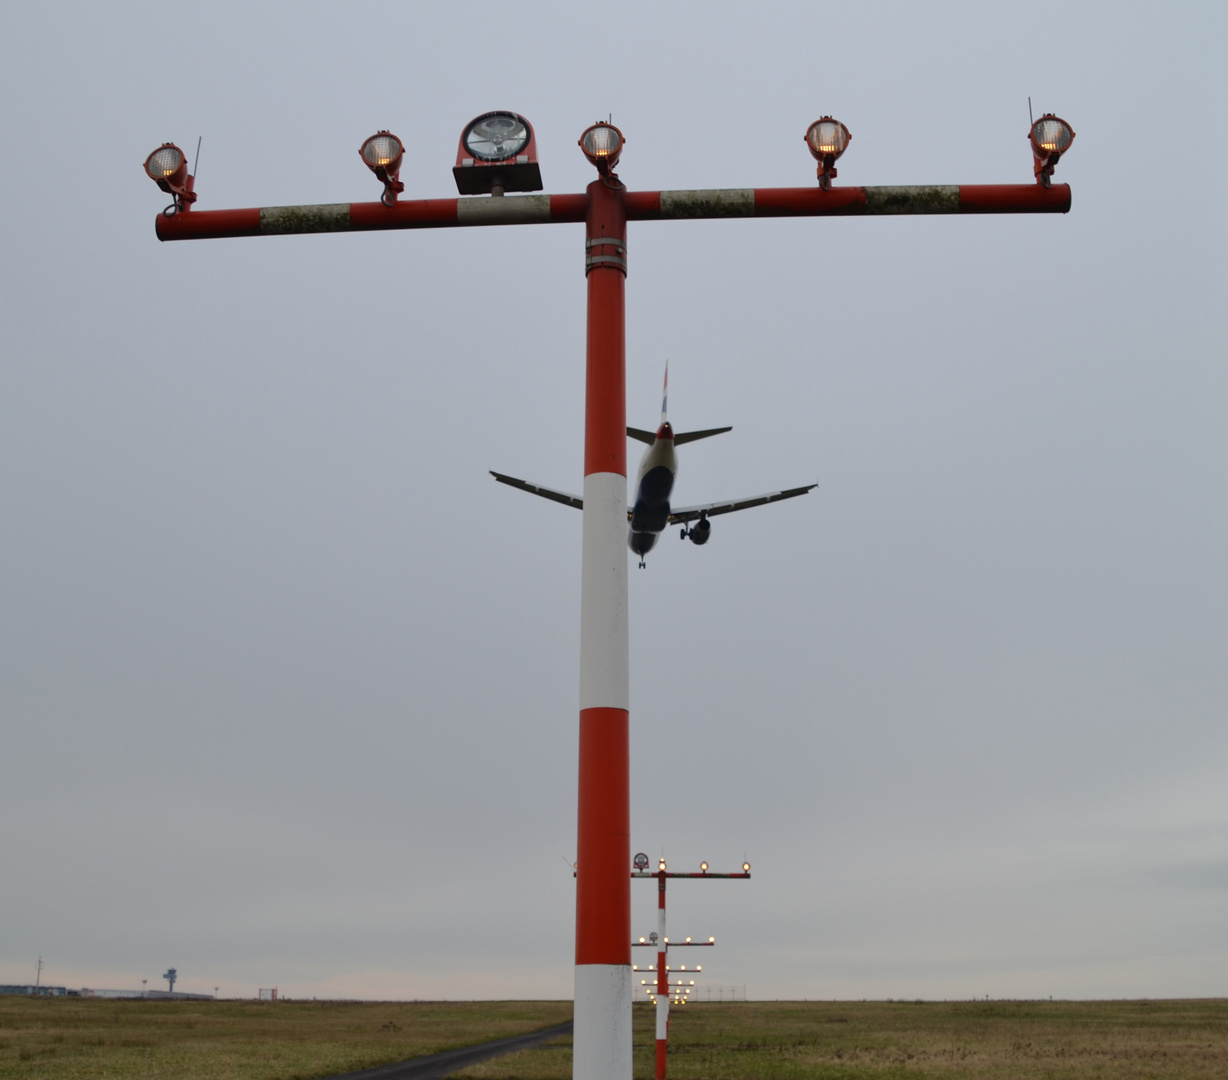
[454,111,542,196]
[805,117,851,191]
[658,858,667,871]
[360,131,405,206]
[143,143,196,214]
[700,861,708,872]
[742,861,751,873]
[1029,114,1075,187]
[634,852,650,870]
[579,122,624,176]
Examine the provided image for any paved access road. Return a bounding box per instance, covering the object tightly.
[318,1020,574,1080]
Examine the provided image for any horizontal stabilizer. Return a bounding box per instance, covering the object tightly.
[674,426,732,445]
[627,425,732,445]
[490,471,583,511]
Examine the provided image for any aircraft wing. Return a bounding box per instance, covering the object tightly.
[668,483,817,524]
[490,471,584,511]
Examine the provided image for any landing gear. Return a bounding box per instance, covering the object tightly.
[680,527,687,540]
[638,558,646,569]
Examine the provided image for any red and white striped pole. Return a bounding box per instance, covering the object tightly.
[656,869,669,1080]
[573,173,631,1079]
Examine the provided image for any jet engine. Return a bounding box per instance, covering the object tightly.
[687,518,711,545]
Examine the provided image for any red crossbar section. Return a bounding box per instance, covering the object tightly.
[957,184,1071,213]
[575,706,630,965]
[156,207,263,240]
[583,178,628,479]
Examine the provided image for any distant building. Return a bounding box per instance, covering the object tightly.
[0,985,67,996]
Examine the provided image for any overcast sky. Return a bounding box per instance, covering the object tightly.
[1,0,1224,1002]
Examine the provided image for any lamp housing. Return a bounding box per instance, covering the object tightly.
[360,131,406,205]
[144,143,196,210]
[454,111,542,196]
[1029,114,1075,187]
[579,122,624,176]
[805,117,851,190]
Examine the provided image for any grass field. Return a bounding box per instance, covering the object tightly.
[454,999,1228,1080]
[0,998,570,1080]
[2,997,1225,1080]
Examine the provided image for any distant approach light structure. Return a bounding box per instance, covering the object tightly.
[631,855,751,1080]
[144,105,1075,1080]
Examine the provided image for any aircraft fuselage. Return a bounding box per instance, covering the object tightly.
[628,422,676,558]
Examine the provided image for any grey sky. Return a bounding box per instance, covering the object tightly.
[1,0,1224,1001]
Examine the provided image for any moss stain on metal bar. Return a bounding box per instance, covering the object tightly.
[261,204,351,235]
[659,189,755,219]
[864,186,960,214]
[456,195,553,225]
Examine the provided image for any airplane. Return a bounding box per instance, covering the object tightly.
[491,366,817,567]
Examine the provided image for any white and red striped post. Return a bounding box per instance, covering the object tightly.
[573,174,631,1080]
[655,870,669,1080]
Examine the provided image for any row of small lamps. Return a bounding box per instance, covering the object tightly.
[145,111,1074,213]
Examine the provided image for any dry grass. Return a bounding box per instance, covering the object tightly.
[2,997,1224,1079]
[0,997,570,1080]
[454,998,1228,1079]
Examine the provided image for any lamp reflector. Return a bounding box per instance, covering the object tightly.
[806,118,850,159]
[582,124,621,160]
[579,122,624,174]
[146,145,184,179]
[1031,116,1074,154]
[362,133,403,169]
[464,112,530,162]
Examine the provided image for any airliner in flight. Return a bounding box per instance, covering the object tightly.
[491,368,816,567]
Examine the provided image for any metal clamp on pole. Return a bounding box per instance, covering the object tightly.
[586,236,627,275]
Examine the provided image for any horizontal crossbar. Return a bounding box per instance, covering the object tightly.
[154,184,1070,241]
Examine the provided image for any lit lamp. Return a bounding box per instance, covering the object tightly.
[143,143,196,213]
[1029,114,1075,187]
[805,117,851,191]
[360,131,405,206]
[579,122,623,177]
[454,111,542,196]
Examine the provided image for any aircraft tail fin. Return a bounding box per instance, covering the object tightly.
[660,360,669,425]
[627,426,657,444]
